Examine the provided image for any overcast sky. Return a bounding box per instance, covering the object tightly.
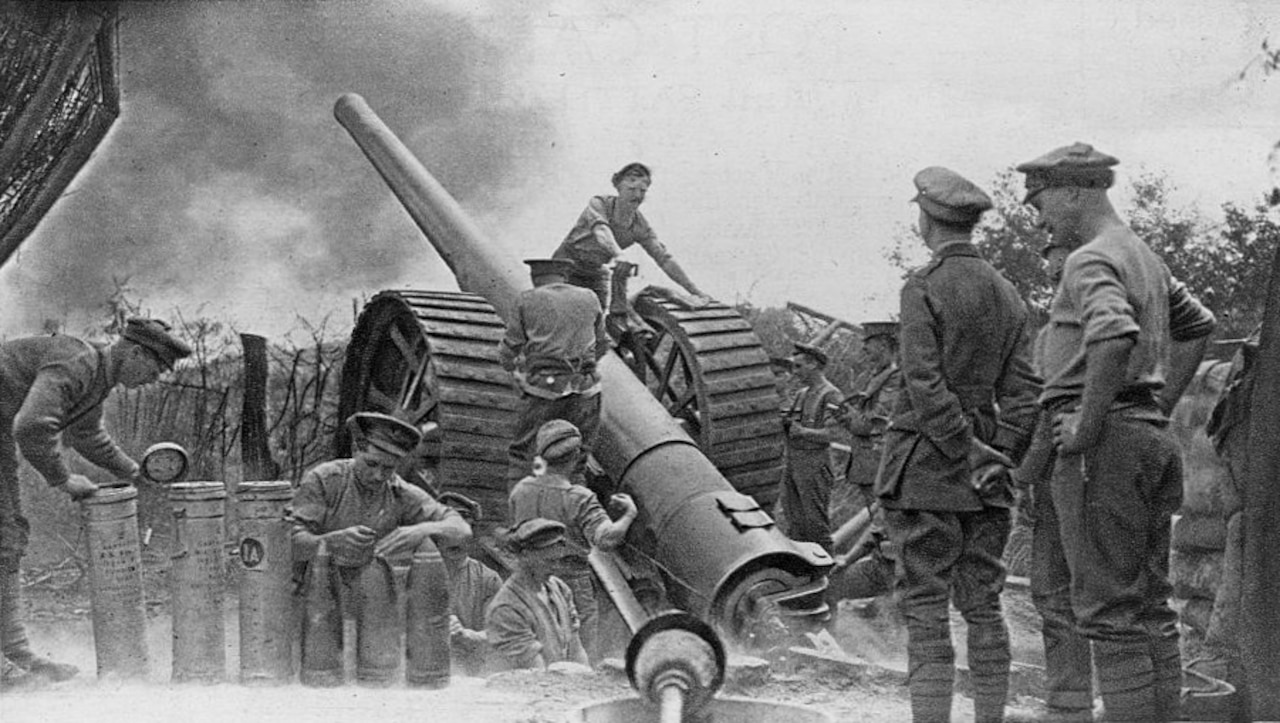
[3,0,1278,341]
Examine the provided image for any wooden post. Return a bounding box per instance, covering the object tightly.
[240,333,276,482]
[1241,241,1280,717]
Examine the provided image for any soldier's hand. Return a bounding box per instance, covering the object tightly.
[326,525,375,557]
[373,523,427,559]
[1052,411,1099,454]
[449,614,464,637]
[63,474,99,501]
[609,493,637,518]
[967,438,1013,470]
[689,294,713,309]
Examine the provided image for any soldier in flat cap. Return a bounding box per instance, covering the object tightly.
[435,492,501,676]
[875,167,1040,722]
[0,317,191,685]
[1018,143,1216,722]
[827,322,903,605]
[508,419,637,663]
[553,162,711,315]
[290,412,471,683]
[485,518,590,671]
[779,342,843,555]
[500,259,611,487]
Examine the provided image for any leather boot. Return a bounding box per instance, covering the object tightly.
[0,571,77,682]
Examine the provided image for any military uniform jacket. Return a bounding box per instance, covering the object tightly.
[875,243,1040,511]
[0,335,136,486]
[845,362,902,439]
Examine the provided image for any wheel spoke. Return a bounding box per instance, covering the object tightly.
[400,343,431,407]
[656,343,681,405]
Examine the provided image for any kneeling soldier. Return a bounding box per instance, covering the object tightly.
[290,412,471,686]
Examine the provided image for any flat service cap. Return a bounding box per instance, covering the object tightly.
[347,412,423,458]
[122,318,192,371]
[536,418,583,462]
[438,491,483,522]
[861,321,899,341]
[791,342,829,367]
[524,258,575,278]
[509,518,567,553]
[1016,142,1118,201]
[912,167,993,224]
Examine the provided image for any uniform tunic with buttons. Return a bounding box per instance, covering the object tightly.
[875,243,1040,510]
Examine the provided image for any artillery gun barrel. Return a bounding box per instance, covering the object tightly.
[334,93,830,635]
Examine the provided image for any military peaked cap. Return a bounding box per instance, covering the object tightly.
[347,412,422,458]
[1016,142,1119,201]
[861,321,899,341]
[523,258,576,278]
[122,318,192,371]
[509,518,567,553]
[912,167,993,224]
[439,491,483,522]
[791,342,829,367]
[536,418,583,462]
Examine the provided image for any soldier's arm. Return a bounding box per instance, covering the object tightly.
[498,304,527,372]
[63,407,139,481]
[486,602,545,669]
[992,318,1042,464]
[1065,254,1140,450]
[583,492,637,551]
[11,365,83,488]
[1161,277,1216,414]
[898,276,970,459]
[289,469,344,561]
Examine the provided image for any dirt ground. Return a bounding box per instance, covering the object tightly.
[1,576,1048,723]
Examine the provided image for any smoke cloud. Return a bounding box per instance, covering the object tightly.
[2,0,554,338]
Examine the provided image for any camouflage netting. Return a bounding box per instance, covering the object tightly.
[0,1,119,265]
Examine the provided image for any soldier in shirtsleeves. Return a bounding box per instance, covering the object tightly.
[875,167,1039,723]
[0,317,190,686]
[1019,143,1214,722]
[553,161,711,315]
[485,518,589,671]
[290,412,471,682]
[508,418,637,663]
[778,342,843,554]
[435,492,502,677]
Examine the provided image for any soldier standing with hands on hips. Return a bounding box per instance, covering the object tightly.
[1018,143,1214,722]
[0,317,191,687]
[875,167,1040,723]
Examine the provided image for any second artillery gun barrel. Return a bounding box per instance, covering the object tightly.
[333,93,831,636]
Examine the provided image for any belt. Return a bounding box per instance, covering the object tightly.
[1044,387,1161,414]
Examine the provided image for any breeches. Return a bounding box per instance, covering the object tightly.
[1051,415,1182,643]
[780,447,834,552]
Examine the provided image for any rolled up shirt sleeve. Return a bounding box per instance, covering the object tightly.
[1069,255,1141,346]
